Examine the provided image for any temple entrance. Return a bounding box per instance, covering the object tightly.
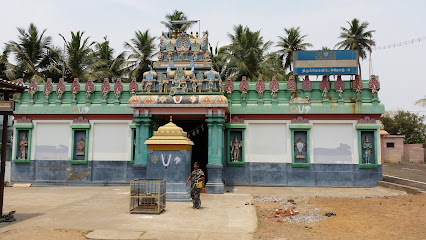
[152,116,209,182]
[174,119,209,182]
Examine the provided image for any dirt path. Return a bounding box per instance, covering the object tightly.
[254,194,426,240]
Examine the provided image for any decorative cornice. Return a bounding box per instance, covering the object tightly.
[334,75,345,91]
[71,78,80,100]
[224,77,234,93]
[369,75,380,90]
[302,76,312,90]
[73,116,89,123]
[358,116,376,123]
[239,76,249,91]
[16,116,32,123]
[230,116,244,123]
[56,78,66,100]
[28,78,37,100]
[85,79,95,100]
[286,75,296,91]
[291,116,309,123]
[101,78,111,100]
[114,78,123,100]
[44,78,53,100]
[319,76,331,90]
[255,77,265,99]
[352,75,363,90]
[129,78,139,95]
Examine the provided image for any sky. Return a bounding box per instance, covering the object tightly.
[0,0,425,115]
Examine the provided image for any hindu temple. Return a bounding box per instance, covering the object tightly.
[9,25,384,193]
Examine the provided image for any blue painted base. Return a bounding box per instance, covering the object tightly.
[11,161,382,188]
[11,160,146,185]
[224,163,382,187]
[146,150,192,201]
[206,164,224,193]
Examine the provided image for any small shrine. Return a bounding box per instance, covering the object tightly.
[144,117,194,201]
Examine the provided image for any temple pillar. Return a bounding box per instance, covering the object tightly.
[134,112,152,165]
[205,114,226,194]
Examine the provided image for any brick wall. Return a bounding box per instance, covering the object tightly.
[403,144,425,163]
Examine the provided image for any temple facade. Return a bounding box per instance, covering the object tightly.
[10,30,384,193]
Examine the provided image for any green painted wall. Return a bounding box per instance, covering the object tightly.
[14,80,384,116]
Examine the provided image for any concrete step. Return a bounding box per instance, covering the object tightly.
[378,181,424,194]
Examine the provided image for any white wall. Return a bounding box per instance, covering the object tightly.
[34,122,71,160]
[245,121,289,163]
[311,122,356,164]
[90,121,132,161]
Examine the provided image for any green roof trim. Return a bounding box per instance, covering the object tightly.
[226,123,246,129]
[14,122,34,129]
[289,123,311,129]
[70,123,91,129]
[356,123,380,130]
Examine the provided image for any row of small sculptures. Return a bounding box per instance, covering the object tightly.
[141,77,223,94]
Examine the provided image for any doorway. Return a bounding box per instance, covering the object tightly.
[174,119,209,182]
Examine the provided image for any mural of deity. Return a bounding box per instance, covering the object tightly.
[19,133,28,160]
[76,138,86,156]
[230,135,242,162]
[362,136,373,164]
[294,138,306,159]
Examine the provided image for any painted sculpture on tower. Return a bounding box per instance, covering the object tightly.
[362,136,373,164]
[19,133,28,160]
[294,138,306,159]
[230,136,243,162]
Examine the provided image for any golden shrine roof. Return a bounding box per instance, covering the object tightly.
[144,117,194,147]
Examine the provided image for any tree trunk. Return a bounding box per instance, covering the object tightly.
[358,59,362,78]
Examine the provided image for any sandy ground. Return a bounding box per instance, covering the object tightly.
[0,186,416,240]
[254,194,426,240]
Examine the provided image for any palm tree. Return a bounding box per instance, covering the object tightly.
[259,52,287,81]
[7,23,55,82]
[0,46,12,80]
[221,25,272,81]
[95,36,126,80]
[123,30,156,81]
[161,10,193,33]
[209,42,226,79]
[276,27,312,73]
[58,31,108,82]
[335,18,375,77]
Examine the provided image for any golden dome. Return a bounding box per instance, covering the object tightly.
[145,117,194,150]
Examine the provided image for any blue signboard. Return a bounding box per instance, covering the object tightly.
[293,50,358,75]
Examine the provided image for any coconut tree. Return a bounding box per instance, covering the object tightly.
[0,46,12,80]
[260,52,287,81]
[161,10,193,33]
[7,23,56,82]
[58,31,108,82]
[123,30,156,81]
[276,27,312,73]
[95,36,126,80]
[221,25,272,81]
[335,18,375,77]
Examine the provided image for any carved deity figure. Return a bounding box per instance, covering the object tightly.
[76,138,86,156]
[294,138,306,159]
[230,135,243,162]
[190,76,198,92]
[337,87,343,100]
[362,136,373,164]
[19,133,28,160]
[163,79,169,92]
[145,79,153,93]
